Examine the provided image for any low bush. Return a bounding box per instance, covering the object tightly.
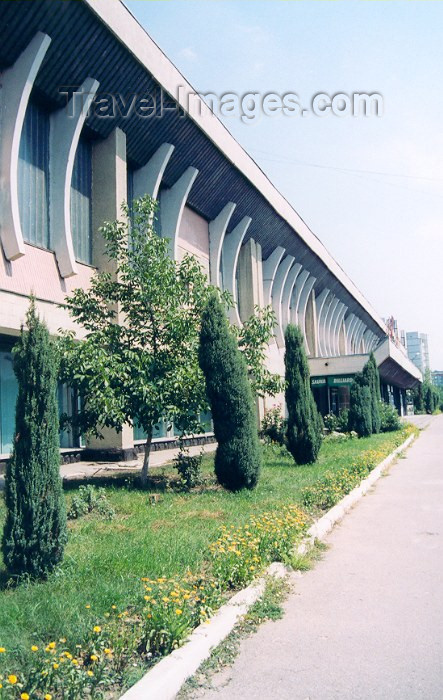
[173,447,203,490]
[323,413,338,433]
[67,485,115,521]
[379,402,401,432]
[260,406,286,446]
[336,409,350,433]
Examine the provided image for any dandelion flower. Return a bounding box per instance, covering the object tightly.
[175,609,183,616]
[8,675,17,685]
[31,645,39,652]
[93,626,101,633]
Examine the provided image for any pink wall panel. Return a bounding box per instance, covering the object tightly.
[178,206,209,256]
[0,244,94,304]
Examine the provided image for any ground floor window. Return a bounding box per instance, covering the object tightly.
[133,412,213,442]
[0,341,81,454]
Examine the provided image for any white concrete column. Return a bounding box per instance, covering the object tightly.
[132,142,174,200]
[159,166,198,259]
[262,246,285,307]
[281,262,302,330]
[50,77,99,278]
[272,255,295,348]
[208,201,236,287]
[222,216,251,325]
[89,127,135,460]
[237,238,263,322]
[0,32,51,261]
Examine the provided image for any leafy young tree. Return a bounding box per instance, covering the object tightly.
[60,196,278,486]
[348,373,372,437]
[199,292,261,490]
[60,197,214,486]
[284,324,323,465]
[362,352,381,433]
[2,300,67,578]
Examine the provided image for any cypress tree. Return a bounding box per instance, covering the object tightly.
[198,293,261,491]
[348,373,372,437]
[362,352,381,433]
[2,300,67,578]
[285,324,322,465]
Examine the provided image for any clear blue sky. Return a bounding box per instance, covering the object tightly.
[126,0,443,369]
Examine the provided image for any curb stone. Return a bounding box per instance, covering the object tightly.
[120,431,416,700]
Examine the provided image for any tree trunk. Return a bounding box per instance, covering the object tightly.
[140,426,153,488]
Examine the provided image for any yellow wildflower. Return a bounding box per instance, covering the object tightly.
[90,654,98,662]
[0,647,6,653]
[8,675,17,685]
[44,695,52,700]
[175,609,183,616]
[52,663,59,670]
[31,645,39,652]
[93,626,101,633]
[21,694,30,700]
[87,670,94,677]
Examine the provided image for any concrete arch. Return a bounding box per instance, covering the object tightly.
[316,288,331,357]
[344,313,356,354]
[325,296,339,357]
[132,142,174,201]
[222,216,252,325]
[0,32,52,261]
[298,275,316,354]
[281,262,302,330]
[272,255,295,348]
[332,303,347,356]
[354,321,367,354]
[262,246,285,307]
[291,268,310,325]
[159,166,199,259]
[350,319,363,354]
[50,77,99,278]
[208,201,236,287]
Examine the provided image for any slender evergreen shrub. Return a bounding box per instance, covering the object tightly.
[348,373,372,437]
[198,293,261,490]
[2,300,67,578]
[362,352,381,433]
[284,324,323,464]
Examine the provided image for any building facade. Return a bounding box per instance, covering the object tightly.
[431,371,443,388]
[0,0,422,462]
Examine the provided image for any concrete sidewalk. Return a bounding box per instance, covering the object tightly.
[194,415,443,700]
[0,442,216,490]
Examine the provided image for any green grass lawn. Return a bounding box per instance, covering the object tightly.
[0,429,409,673]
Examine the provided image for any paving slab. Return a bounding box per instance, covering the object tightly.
[193,415,443,700]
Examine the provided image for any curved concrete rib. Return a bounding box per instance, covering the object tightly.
[50,77,99,278]
[344,313,358,355]
[133,143,174,201]
[316,288,331,357]
[208,202,236,287]
[272,255,295,348]
[347,314,360,354]
[332,303,347,356]
[160,166,199,259]
[262,246,285,307]
[363,329,375,354]
[222,216,252,325]
[298,274,316,354]
[281,262,302,330]
[354,321,367,354]
[0,32,51,261]
[325,296,339,357]
[350,318,363,354]
[291,268,310,325]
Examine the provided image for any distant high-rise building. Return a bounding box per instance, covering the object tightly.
[406,332,430,375]
[432,370,443,388]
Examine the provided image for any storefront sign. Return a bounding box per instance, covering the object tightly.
[327,376,354,387]
[311,377,327,386]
